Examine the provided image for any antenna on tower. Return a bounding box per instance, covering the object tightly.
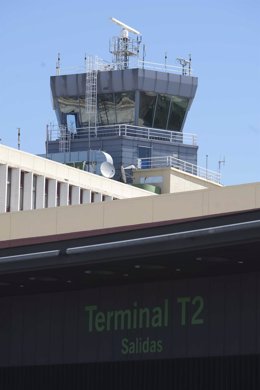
[205,154,208,180]
[176,54,192,75]
[218,156,226,174]
[109,17,142,70]
[142,44,146,68]
[56,53,61,75]
[17,128,21,150]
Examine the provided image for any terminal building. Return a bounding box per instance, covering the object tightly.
[0,18,260,390]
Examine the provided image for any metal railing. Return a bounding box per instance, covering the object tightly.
[137,156,221,184]
[54,57,193,77]
[46,124,197,147]
[137,59,191,75]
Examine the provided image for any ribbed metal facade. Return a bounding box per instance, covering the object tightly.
[1,273,260,366]
[0,355,259,389]
[1,209,260,388]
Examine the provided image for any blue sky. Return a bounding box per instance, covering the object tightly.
[0,0,259,186]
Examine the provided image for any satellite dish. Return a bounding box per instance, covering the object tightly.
[101,151,114,165]
[100,161,115,178]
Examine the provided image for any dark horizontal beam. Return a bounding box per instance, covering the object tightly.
[0,219,260,275]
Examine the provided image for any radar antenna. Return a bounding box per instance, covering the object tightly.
[111,17,141,35]
[109,17,142,70]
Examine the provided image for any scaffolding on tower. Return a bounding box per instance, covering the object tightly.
[109,17,142,70]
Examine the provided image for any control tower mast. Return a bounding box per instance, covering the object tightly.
[109,17,142,70]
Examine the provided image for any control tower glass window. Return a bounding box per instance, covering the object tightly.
[79,96,89,125]
[115,92,135,124]
[98,93,116,125]
[58,97,80,115]
[168,96,189,131]
[153,94,171,129]
[139,92,189,131]
[57,97,82,127]
[97,92,135,126]
[139,92,157,127]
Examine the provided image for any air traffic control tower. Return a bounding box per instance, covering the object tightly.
[46,18,198,183]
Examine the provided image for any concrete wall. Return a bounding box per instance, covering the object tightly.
[133,167,222,194]
[0,144,155,214]
[1,182,260,241]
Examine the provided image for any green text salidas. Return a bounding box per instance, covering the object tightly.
[84,299,169,332]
